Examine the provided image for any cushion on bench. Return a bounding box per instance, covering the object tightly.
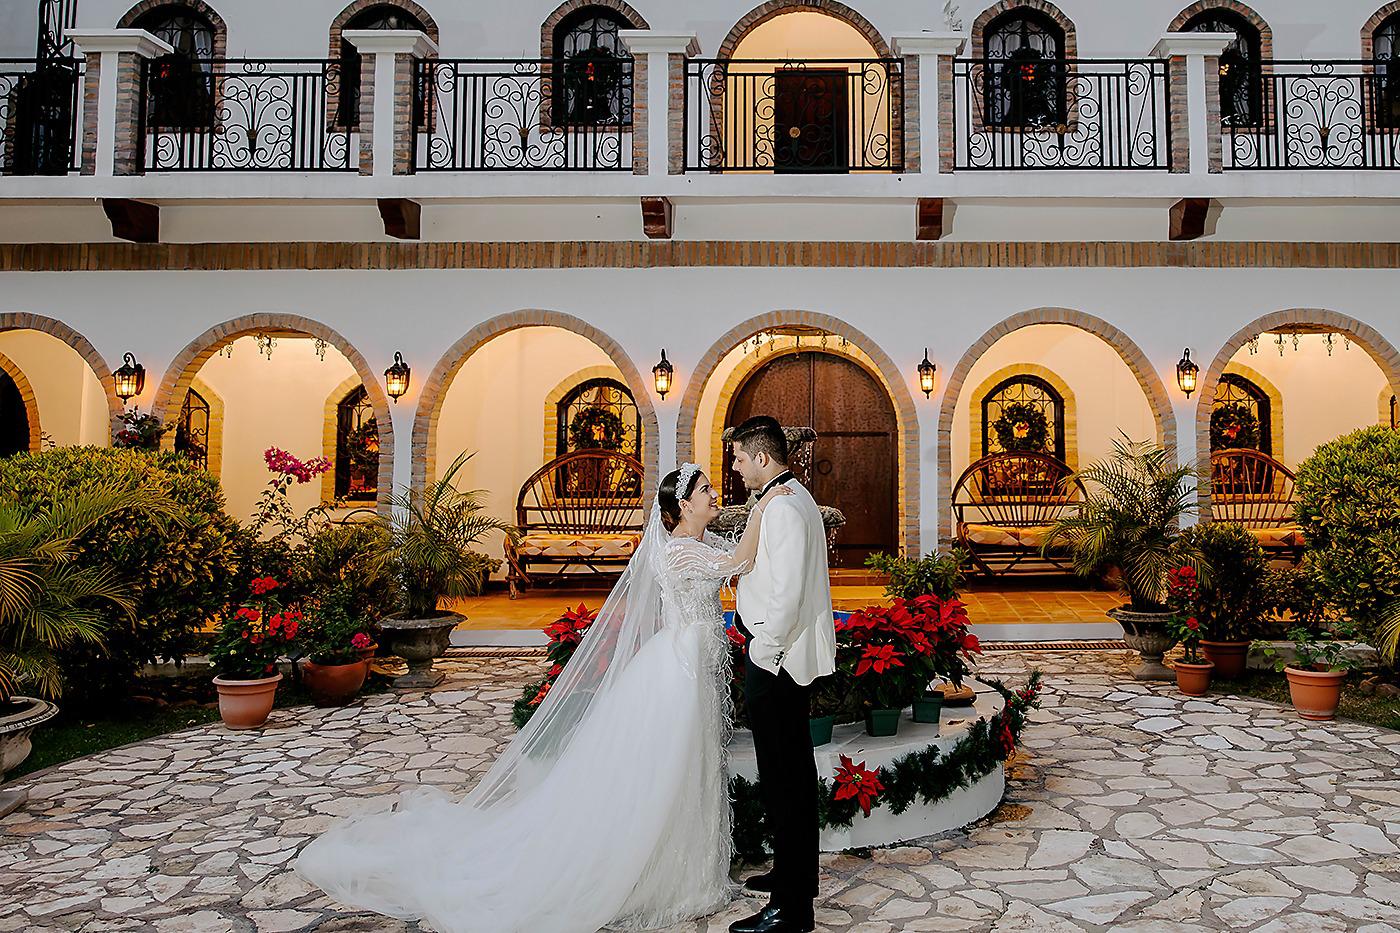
[514,532,641,559]
[960,523,1057,549]
[1243,526,1305,549]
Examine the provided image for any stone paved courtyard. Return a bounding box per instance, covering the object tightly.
[3,649,1399,933]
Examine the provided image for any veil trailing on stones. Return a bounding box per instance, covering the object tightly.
[466,501,670,808]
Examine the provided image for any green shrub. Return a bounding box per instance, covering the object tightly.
[1176,522,1268,641]
[866,549,966,600]
[0,447,241,703]
[1293,425,1400,663]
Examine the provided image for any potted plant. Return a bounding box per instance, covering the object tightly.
[373,452,517,688]
[301,588,374,706]
[465,550,502,594]
[865,548,965,601]
[1255,622,1361,721]
[850,642,907,736]
[210,577,299,729]
[1044,438,1202,681]
[1166,567,1212,696]
[808,671,852,746]
[1178,522,1268,678]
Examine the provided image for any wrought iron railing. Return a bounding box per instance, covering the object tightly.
[1225,61,1400,169]
[139,59,355,171]
[953,59,1172,170]
[0,58,82,175]
[412,58,634,171]
[683,58,903,173]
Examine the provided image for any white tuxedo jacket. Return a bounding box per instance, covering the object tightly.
[736,478,836,685]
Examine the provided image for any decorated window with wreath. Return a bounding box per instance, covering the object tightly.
[980,375,1066,461]
[174,388,211,471]
[982,9,1067,128]
[552,7,634,127]
[1211,373,1271,454]
[335,385,380,502]
[556,378,641,458]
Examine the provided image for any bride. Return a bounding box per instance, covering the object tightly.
[295,463,793,933]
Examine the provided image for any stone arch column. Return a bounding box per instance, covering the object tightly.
[0,312,123,442]
[412,311,660,500]
[936,308,1178,545]
[150,314,396,513]
[0,349,42,453]
[676,310,920,555]
[1194,309,1400,518]
[965,362,1079,470]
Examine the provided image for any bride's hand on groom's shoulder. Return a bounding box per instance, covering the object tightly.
[755,485,794,514]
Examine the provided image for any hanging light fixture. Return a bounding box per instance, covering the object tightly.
[917,349,937,398]
[113,352,146,403]
[652,349,674,400]
[384,352,411,402]
[1176,348,1199,397]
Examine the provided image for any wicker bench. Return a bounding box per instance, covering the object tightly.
[504,450,646,598]
[952,452,1085,577]
[1209,448,1304,562]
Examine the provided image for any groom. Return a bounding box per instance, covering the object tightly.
[729,415,836,933]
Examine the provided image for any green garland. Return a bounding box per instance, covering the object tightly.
[730,672,1043,863]
[991,402,1050,453]
[568,407,626,452]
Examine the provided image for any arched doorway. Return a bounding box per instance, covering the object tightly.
[0,367,30,457]
[723,350,897,566]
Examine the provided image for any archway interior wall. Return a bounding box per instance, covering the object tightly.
[190,334,358,521]
[0,329,109,448]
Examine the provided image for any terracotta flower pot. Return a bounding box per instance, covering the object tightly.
[1201,640,1251,679]
[302,659,368,707]
[1284,666,1347,721]
[213,673,282,729]
[356,641,378,662]
[1174,660,1214,697]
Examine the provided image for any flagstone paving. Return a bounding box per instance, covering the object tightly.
[2,649,1398,933]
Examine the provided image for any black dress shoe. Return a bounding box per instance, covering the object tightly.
[742,871,775,893]
[728,904,815,933]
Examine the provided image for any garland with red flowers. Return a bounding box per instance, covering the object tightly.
[512,603,598,728]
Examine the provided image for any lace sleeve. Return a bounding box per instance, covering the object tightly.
[702,529,739,555]
[665,536,753,582]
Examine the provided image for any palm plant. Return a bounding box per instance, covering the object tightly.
[1042,437,1200,612]
[0,483,175,703]
[1374,602,1400,667]
[377,452,518,618]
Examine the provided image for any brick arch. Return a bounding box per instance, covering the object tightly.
[1363,2,1400,58]
[161,375,225,477]
[329,0,439,43]
[966,363,1079,470]
[117,0,228,61]
[717,0,893,60]
[0,312,123,441]
[542,0,649,60]
[412,311,660,500]
[676,311,920,554]
[1168,1,1273,59]
[320,374,371,506]
[0,350,42,453]
[1194,309,1400,519]
[969,0,1079,61]
[936,309,1178,545]
[150,314,396,513]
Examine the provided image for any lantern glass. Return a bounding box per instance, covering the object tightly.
[384,352,411,401]
[1176,349,1199,397]
[113,352,146,402]
[652,350,674,399]
[917,350,937,398]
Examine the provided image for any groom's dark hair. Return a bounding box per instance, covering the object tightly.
[731,415,789,465]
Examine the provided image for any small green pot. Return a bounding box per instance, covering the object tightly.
[808,714,836,747]
[863,707,901,737]
[912,693,943,724]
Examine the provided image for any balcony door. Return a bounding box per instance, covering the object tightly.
[773,69,848,173]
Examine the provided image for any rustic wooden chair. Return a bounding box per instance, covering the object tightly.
[505,450,647,598]
[952,452,1085,577]
[1208,448,1304,563]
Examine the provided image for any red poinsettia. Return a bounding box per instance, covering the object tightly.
[833,754,885,817]
[528,681,552,706]
[855,643,905,676]
[544,603,598,647]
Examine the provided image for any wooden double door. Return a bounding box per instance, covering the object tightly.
[722,351,898,567]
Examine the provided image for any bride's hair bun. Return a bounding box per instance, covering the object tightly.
[658,467,702,532]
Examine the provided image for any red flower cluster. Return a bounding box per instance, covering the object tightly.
[528,681,552,706]
[838,594,981,710]
[855,643,904,676]
[268,610,301,640]
[263,446,332,484]
[833,754,885,817]
[351,632,373,649]
[544,603,598,647]
[725,624,747,651]
[1167,565,1199,601]
[250,576,280,596]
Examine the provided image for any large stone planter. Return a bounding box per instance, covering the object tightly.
[1,696,59,817]
[1108,607,1177,681]
[380,612,462,688]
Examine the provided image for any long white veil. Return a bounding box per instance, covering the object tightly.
[466,502,670,808]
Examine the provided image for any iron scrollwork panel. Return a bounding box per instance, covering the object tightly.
[0,58,81,175]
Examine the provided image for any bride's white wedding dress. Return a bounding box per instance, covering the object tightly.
[295,523,749,933]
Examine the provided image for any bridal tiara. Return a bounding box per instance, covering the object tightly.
[676,462,701,498]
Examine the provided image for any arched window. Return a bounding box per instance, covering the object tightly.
[1182,9,1262,127]
[1211,373,1272,453]
[980,375,1066,461]
[551,7,633,126]
[983,9,1067,127]
[174,388,210,469]
[1375,13,1400,127]
[335,385,379,502]
[0,369,28,458]
[556,377,641,459]
[133,4,217,129]
[337,4,428,128]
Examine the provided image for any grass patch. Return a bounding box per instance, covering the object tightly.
[1213,670,1400,732]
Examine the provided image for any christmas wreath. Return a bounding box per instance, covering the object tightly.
[568,406,626,452]
[1211,403,1260,450]
[991,402,1050,453]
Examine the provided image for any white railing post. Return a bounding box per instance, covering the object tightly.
[69,29,172,176]
[342,29,438,176]
[620,31,699,176]
[891,33,966,174]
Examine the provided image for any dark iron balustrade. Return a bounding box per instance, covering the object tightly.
[683,58,903,173]
[412,58,634,171]
[0,58,82,175]
[1225,61,1400,169]
[954,58,1172,170]
[139,59,354,171]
